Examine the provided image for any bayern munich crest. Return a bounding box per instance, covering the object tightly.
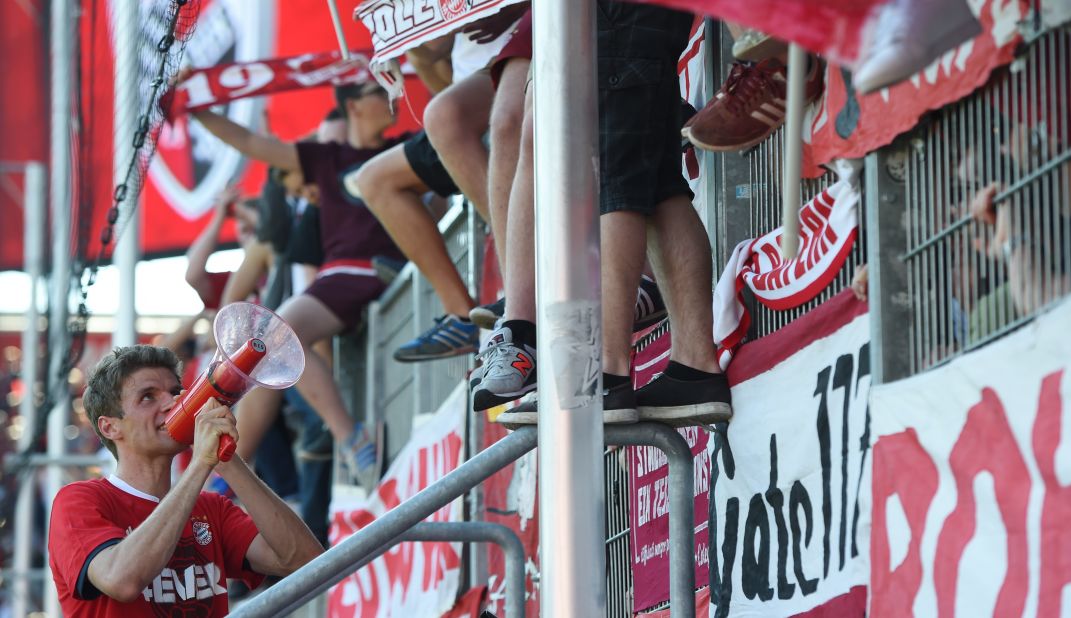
[193,521,213,546]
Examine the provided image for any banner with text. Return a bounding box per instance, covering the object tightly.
[708,290,870,617]
[327,383,467,618]
[869,297,1071,617]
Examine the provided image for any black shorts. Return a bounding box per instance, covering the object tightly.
[403,130,459,198]
[598,56,692,216]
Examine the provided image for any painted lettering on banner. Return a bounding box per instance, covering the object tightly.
[869,297,1071,617]
[708,297,870,617]
[328,383,468,618]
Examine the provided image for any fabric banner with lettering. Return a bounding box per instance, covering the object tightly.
[707,289,870,617]
[327,382,467,618]
[868,296,1071,617]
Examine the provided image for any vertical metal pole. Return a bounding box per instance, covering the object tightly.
[112,0,138,347]
[325,0,352,60]
[532,0,606,616]
[45,0,74,614]
[780,43,807,259]
[14,162,47,618]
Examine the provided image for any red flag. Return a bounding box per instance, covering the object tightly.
[633,0,885,65]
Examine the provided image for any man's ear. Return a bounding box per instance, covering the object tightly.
[98,415,122,443]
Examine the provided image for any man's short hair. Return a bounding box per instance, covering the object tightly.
[333,81,387,115]
[83,345,182,459]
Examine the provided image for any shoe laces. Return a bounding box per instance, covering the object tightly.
[721,63,779,115]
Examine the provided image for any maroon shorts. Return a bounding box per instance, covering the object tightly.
[489,9,532,90]
[304,259,386,332]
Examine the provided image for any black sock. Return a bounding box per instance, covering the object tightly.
[502,320,536,347]
[603,373,630,389]
[663,361,717,382]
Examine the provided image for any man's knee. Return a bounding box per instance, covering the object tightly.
[354,151,407,209]
[490,96,525,149]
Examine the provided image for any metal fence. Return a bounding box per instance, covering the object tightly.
[900,28,1070,373]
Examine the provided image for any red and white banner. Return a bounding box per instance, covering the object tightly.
[709,290,870,617]
[165,50,383,117]
[327,383,467,618]
[800,0,1029,174]
[354,0,525,66]
[712,161,860,369]
[869,296,1071,617]
[628,427,711,612]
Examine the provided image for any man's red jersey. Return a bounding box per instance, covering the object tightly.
[48,475,264,617]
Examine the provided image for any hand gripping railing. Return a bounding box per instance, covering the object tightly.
[230,423,695,618]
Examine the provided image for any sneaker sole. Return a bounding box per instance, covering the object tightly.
[393,344,478,363]
[469,307,502,330]
[638,402,733,427]
[732,37,788,63]
[473,382,538,411]
[684,125,780,154]
[494,407,639,429]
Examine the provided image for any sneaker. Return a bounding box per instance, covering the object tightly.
[341,421,383,490]
[636,372,733,427]
[372,255,407,285]
[493,382,639,429]
[731,29,787,62]
[684,57,823,153]
[634,275,667,332]
[393,314,480,362]
[469,297,506,330]
[472,325,538,411]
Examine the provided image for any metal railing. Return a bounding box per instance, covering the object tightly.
[900,29,1070,373]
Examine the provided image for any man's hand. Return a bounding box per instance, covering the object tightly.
[191,399,238,468]
[462,3,528,44]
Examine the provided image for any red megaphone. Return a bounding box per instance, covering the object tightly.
[165,302,305,461]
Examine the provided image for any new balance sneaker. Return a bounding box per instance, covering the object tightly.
[394,314,480,362]
[636,372,733,427]
[341,421,383,490]
[473,324,537,411]
[469,297,506,330]
[634,275,667,332]
[684,57,823,153]
[494,382,639,429]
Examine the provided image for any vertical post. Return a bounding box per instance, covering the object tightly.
[325,0,352,60]
[112,0,138,347]
[45,0,74,614]
[532,0,606,616]
[780,43,807,260]
[865,149,912,383]
[14,162,47,618]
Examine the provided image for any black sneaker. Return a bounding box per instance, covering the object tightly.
[493,383,638,429]
[633,275,667,332]
[636,372,733,427]
[469,297,506,330]
[372,255,407,285]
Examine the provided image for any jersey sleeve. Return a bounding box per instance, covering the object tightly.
[206,492,265,589]
[48,484,126,600]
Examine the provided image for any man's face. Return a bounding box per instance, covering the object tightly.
[111,367,184,457]
[347,90,395,135]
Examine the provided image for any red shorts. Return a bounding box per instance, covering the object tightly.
[489,9,532,90]
[304,260,385,332]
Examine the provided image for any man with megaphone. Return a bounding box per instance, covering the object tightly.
[47,345,323,616]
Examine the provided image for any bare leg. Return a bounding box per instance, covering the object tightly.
[486,59,530,275]
[504,88,537,322]
[234,387,283,461]
[647,195,719,373]
[601,210,648,376]
[424,72,495,221]
[355,144,475,316]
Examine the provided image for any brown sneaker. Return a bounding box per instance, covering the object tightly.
[683,58,823,153]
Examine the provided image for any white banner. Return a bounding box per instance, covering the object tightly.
[869,297,1071,617]
[708,291,870,617]
[327,383,468,618]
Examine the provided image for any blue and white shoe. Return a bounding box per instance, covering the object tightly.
[341,421,382,491]
[393,314,480,362]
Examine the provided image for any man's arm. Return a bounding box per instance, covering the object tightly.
[220,241,273,306]
[84,403,238,602]
[192,109,301,172]
[216,457,324,576]
[185,188,234,299]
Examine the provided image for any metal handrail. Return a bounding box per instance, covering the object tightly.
[230,423,696,618]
